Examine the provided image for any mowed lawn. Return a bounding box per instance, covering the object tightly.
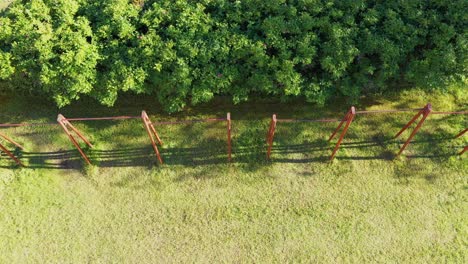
[0,0,11,11]
[0,88,466,262]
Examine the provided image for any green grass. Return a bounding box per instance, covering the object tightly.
[0,88,467,262]
[0,0,12,11]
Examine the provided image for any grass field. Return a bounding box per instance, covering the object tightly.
[0,0,11,11]
[0,87,467,262]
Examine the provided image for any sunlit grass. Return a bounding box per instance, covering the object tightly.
[0,0,13,12]
[0,88,467,262]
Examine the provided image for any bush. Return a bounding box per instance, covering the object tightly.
[0,0,466,112]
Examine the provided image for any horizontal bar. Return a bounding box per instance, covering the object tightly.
[154,118,226,125]
[66,116,141,121]
[0,122,57,127]
[356,108,423,114]
[276,118,341,123]
[431,111,468,115]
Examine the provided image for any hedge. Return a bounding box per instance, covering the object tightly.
[0,0,466,112]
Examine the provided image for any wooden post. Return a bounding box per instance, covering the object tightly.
[266,114,277,160]
[141,111,163,164]
[329,106,356,161]
[57,114,92,165]
[227,113,232,161]
[396,103,432,156]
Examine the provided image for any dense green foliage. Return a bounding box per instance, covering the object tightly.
[0,0,466,111]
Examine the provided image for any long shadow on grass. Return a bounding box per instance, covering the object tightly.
[268,138,394,162]
[269,136,463,162]
[1,135,462,169]
[338,136,462,160]
[2,145,257,169]
[0,149,83,169]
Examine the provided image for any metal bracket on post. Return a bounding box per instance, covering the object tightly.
[394,103,432,157]
[57,114,93,165]
[266,114,277,160]
[329,106,356,161]
[227,113,232,162]
[141,111,163,164]
[0,131,24,166]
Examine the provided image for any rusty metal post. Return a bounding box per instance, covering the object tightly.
[328,113,347,141]
[455,128,467,139]
[459,146,467,155]
[266,116,272,143]
[329,107,356,161]
[454,128,466,156]
[67,124,93,148]
[145,113,163,146]
[57,114,93,148]
[141,111,163,164]
[141,111,163,145]
[0,132,24,150]
[57,114,92,165]
[396,104,432,156]
[266,114,277,160]
[394,104,429,139]
[227,113,232,161]
[0,142,23,166]
[149,123,163,146]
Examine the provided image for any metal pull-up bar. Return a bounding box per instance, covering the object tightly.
[0,103,465,167]
[0,122,58,166]
[141,110,163,164]
[143,111,232,163]
[266,114,277,159]
[57,114,94,165]
[328,107,356,160]
[66,116,140,121]
[265,110,351,161]
[266,103,467,161]
[394,103,432,156]
[354,103,466,156]
[57,115,145,164]
[56,114,142,165]
[0,131,24,166]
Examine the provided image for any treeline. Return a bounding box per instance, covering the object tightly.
[0,0,466,112]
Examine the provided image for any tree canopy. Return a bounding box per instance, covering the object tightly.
[0,0,466,111]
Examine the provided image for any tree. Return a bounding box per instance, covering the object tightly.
[0,0,466,112]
